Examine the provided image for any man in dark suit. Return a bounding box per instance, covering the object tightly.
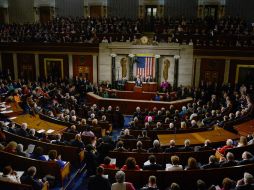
[146,75,153,82]
[201,155,220,169]
[164,140,178,153]
[16,123,30,137]
[143,155,163,170]
[237,151,254,166]
[112,106,124,129]
[88,166,111,190]
[180,139,193,152]
[198,139,213,151]
[20,166,44,190]
[236,172,254,190]
[220,152,238,167]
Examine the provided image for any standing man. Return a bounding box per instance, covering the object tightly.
[88,166,111,190]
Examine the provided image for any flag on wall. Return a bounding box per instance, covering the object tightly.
[135,57,155,78]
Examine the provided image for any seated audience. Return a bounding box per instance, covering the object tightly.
[237,136,248,147]
[236,172,254,190]
[185,157,200,170]
[220,152,238,167]
[30,146,47,161]
[29,129,38,140]
[88,166,111,190]
[48,150,66,168]
[180,139,193,152]
[201,155,220,169]
[20,166,45,190]
[121,157,140,171]
[132,141,147,153]
[164,140,178,153]
[16,123,29,137]
[111,171,135,190]
[166,182,181,190]
[237,151,254,166]
[16,144,29,157]
[148,140,163,153]
[198,139,213,151]
[70,134,85,149]
[165,155,183,171]
[113,141,128,152]
[51,134,65,145]
[99,156,116,169]
[66,125,78,134]
[4,141,17,154]
[0,165,21,183]
[196,179,207,190]
[220,177,236,190]
[143,155,163,170]
[218,139,234,155]
[120,129,135,139]
[137,130,150,140]
[141,175,159,190]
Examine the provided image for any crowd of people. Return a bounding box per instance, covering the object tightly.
[0,17,143,43]
[0,16,254,47]
[154,16,254,47]
[0,75,254,189]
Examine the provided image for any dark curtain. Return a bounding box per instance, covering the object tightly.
[56,0,84,17]
[164,0,198,18]
[108,0,139,19]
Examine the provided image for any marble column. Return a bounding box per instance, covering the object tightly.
[173,55,180,90]
[155,55,160,83]
[34,54,40,80]
[110,53,117,85]
[13,53,18,80]
[128,54,135,81]
[68,54,73,79]
[195,58,201,88]
[223,59,230,84]
[93,55,98,84]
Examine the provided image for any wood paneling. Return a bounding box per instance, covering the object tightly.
[39,54,68,80]
[200,59,225,84]
[73,55,93,82]
[90,6,102,18]
[0,43,99,53]
[39,6,50,24]
[2,53,14,79]
[17,54,35,80]
[87,92,192,115]
[229,60,254,85]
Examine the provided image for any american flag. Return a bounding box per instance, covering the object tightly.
[136,57,155,78]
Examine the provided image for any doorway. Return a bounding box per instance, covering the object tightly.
[204,5,218,20]
[40,6,51,23]
[44,58,64,80]
[145,6,157,31]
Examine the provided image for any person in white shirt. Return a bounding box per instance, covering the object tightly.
[165,155,183,171]
[0,165,21,183]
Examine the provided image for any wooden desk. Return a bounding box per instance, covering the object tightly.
[125,81,135,91]
[87,92,192,115]
[157,126,239,147]
[142,82,158,92]
[134,86,142,93]
[12,114,67,134]
[125,81,158,92]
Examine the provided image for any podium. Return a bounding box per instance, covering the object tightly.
[134,86,142,93]
[125,81,158,92]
